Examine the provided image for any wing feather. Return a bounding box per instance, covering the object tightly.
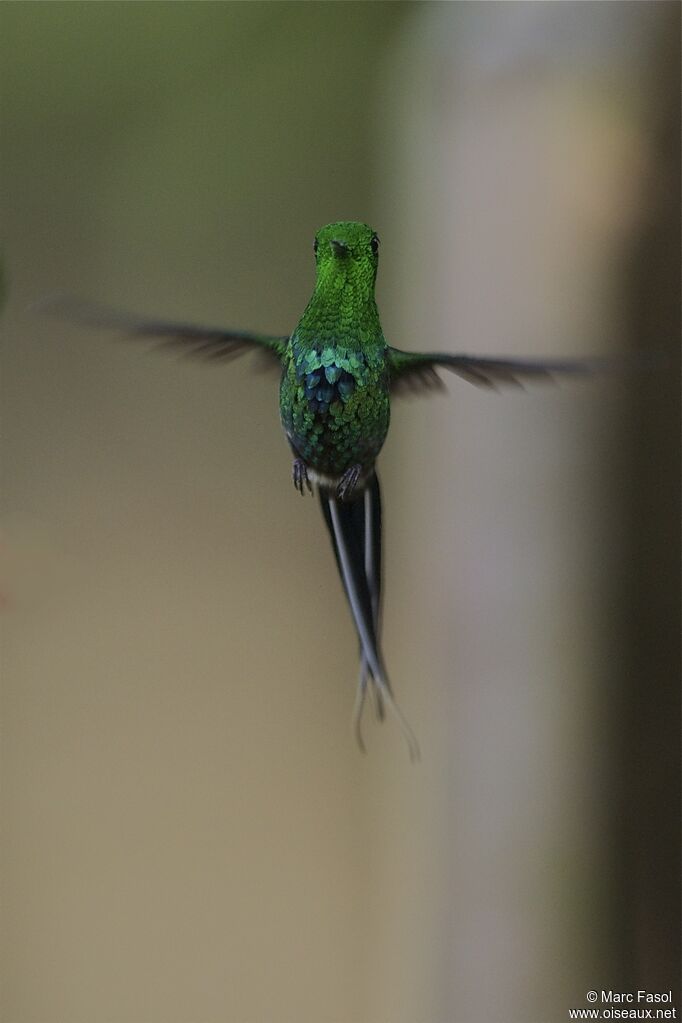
[388,347,602,393]
[35,294,289,364]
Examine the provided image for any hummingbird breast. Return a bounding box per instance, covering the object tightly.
[279,342,390,479]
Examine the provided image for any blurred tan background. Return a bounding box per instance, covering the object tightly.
[1,4,679,1022]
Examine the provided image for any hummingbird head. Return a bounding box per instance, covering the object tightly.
[313,222,380,294]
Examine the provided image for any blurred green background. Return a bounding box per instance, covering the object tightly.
[1,3,679,1022]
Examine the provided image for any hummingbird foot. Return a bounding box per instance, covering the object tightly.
[337,464,362,502]
[292,458,312,496]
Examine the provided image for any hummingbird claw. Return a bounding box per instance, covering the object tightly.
[337,464,362,502]
[292,458,312,496]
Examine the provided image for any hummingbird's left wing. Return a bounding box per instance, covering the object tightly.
[35,295,289,364]
[387,348,602,394]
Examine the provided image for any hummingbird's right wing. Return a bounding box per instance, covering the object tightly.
[35,295,289,364]
[387,348,604,394]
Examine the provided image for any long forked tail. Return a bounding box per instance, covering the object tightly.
[320,475,383,733]
[318,473,419,760]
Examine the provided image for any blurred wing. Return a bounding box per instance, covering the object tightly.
[36,294,289,365]
[387,347,603,394]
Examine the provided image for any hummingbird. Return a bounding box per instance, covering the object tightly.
[40,221,598,758]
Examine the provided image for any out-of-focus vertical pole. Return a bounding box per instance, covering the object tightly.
[367,5,669,1021]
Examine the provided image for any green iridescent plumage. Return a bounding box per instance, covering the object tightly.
[40,221,599,756]
[280,222,389,485]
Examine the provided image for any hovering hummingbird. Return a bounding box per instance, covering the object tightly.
[41,221,599,758]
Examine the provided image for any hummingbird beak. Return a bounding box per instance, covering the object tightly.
[330,239,349,257]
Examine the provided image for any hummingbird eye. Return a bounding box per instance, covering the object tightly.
[313,238,319,255]
[370,234,380,255]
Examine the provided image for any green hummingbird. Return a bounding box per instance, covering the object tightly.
[41,220,597,757]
